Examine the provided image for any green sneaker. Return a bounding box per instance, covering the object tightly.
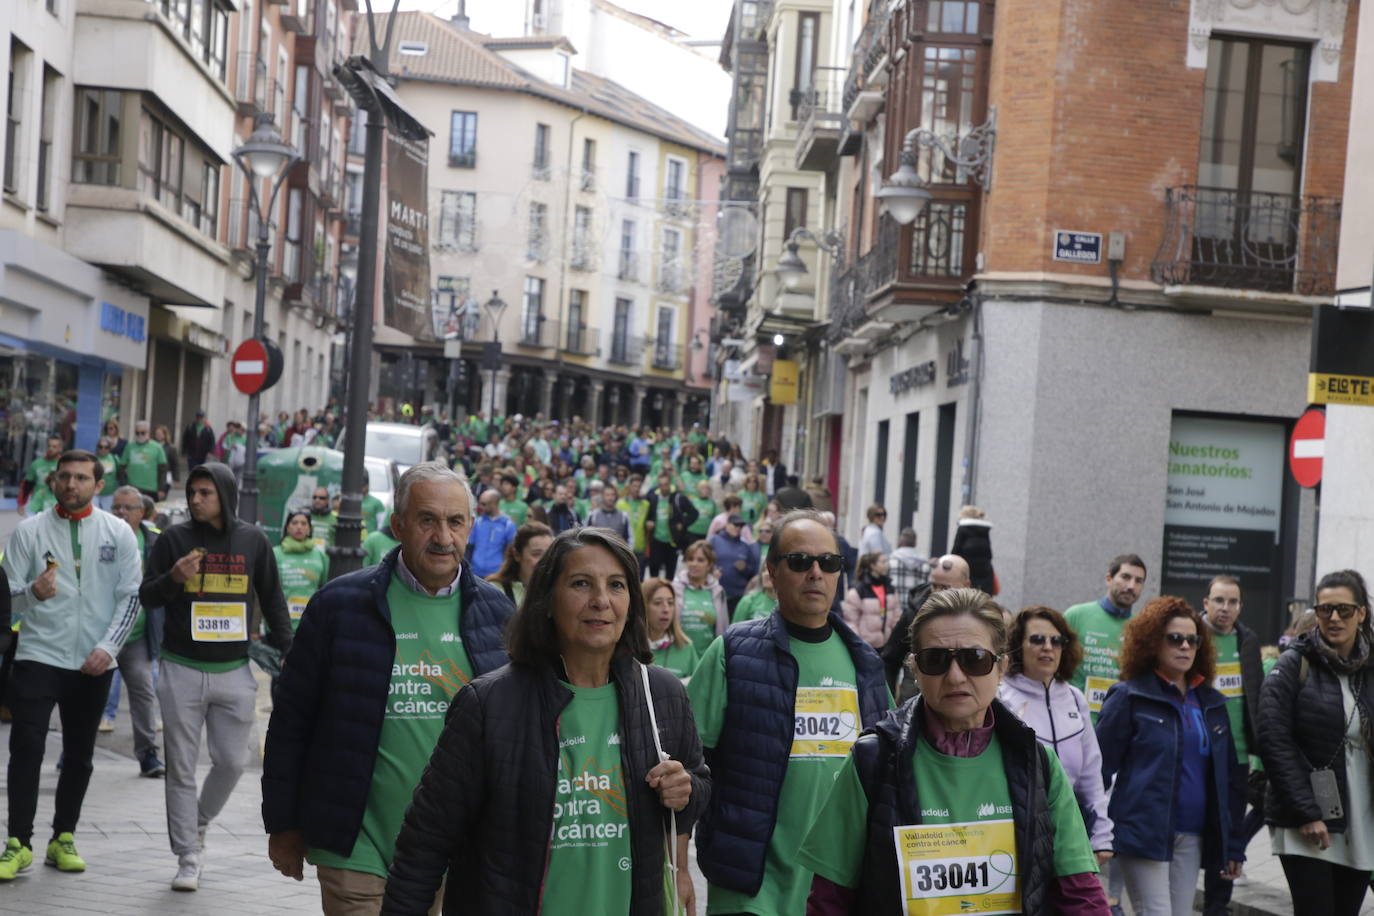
[44,833,85,872]
[0,838,32,880]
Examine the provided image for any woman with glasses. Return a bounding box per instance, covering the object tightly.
[858,504,891,555]
[1260,569,1374,916]
[998,607,1114,868]
[102,419,128,457]
[798,587,1106,914]
[1096,596,1245,915]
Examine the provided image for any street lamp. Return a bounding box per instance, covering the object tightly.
[775,226,846,291]
[877,107,998,226]
[484,290,508,421]
[231,112,302,527]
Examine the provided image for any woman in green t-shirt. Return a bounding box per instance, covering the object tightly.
[381,528,708,915]
[797,587,1106,913]
[671,539,729,655]
[484,520,552,607]
[643,577,699,680]
[686,480,716,538]
[732,565,777,623]
[272,511,329,629]
[738,473,767,525]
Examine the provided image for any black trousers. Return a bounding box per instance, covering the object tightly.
[648,538,678,580]
[1279,853,1371,916]
[7,660,113,848]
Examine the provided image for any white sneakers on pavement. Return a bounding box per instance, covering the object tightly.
[171,853,201,892]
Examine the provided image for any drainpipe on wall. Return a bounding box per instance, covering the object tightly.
[959,289,984,507]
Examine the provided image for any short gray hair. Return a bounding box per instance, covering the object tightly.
[394,461,472,519]
[114,485,142,502]
[766,508,838,567]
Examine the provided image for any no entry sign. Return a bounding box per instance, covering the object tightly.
[1288,408,1325,488]
[231,338,284,395]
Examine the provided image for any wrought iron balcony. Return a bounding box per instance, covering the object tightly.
[518,314,556,348]
[608,334,645,366]
[796,66,847,171]
[563,324,600,357]
[1152,185,1340,297]
[234,52,268,117]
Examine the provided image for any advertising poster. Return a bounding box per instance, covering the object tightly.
[1160,415,1285,625]
[384,130,433,340]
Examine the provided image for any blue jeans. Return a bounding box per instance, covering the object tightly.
[102,658,160,722]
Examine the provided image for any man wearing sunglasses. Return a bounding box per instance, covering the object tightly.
[688,510,890,915]
[1064,553,1148,725]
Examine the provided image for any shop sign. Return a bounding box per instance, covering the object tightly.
[100,302,146,343]
[1309,305,1374,407]
[890,360,937,396]
[1052,230,1102,264]
[770,359,799,405]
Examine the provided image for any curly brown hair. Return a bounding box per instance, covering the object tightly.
[1118,596,1215,685]
[1007,606,1083,682]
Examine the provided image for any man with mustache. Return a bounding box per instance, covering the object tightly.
[262,462,514,915]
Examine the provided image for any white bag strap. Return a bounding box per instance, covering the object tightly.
[640,661,679,915]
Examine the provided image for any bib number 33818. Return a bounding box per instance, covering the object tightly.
[894,819,1019,915]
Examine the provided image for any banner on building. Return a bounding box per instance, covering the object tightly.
[770,359,799,404]
[384,130,433,340]
[1160,414,1286,632]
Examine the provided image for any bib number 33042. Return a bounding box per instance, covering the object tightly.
[894,819,1019,915]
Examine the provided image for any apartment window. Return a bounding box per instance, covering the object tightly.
[139,110,186,211]
[910,201,966,277]
[199,162,220,239]
[5,41,29,195]
[581,138,596,189]
[521,276,545,344]
[567,289,586,352]
[449,111,477,167]
[665,157,686,201]
[917,46,979,183]
[527,201,548,261]
[654,306,675,367]
[292,65,310,153]
[626,150,640,199]
[284,187,304,280]
[660,227,682,292]
[618,219,637,280]
[275,48,288,128]
[37,66,59,211]
[160,1,229,81]
[570,205,593,269]
[792,12,819,119]
[438,190,477,251]
[611,297,632,362]
[533,123,550,177]
[349,109,367,155]
[784,187,808,238]
[926,1,981,34]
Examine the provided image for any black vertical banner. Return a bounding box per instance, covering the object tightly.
[384,130,432,340]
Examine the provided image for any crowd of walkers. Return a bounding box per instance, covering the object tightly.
[0,411,1369,916]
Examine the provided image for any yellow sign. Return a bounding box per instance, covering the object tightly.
[1084,676,1116,714]
[790,686,860,757]
[288,595,310,621]
[190,602,249,642]
[894,819,1019,915]
[1309,372,1374,407]
[183,573,250,594]
[1215,661,1243,698]
[770,359,799,405]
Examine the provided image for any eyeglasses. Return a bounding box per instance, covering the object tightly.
[135,430,150,437]
[111,504,143,514]
[1164,632,1200,647]
[1315,603,1362,620]
[780,552,844,574]
[312,495,330,501]
[1027,633,1068,648]
[1206,597,1241,609]
[54,472,94,484]
[914,647,1000,677]
[874,511,886,518]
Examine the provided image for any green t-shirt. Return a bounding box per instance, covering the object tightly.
[362,529,401,566]
[543,682,632,915]
[652,640,700,680]
[273,542,329,629]
[98,454,119,496]
[689,631,867,915]
[680,470,707,496]
[618,497,649,553]
[310,512,339,549]
[308,574,472,879]
[688,496,716,536]
[1063,601,1129,723]
[734,592,775,623]
[361,494,387,533]
[1212,631,1248,761]
[797,733,1099,901]
[652,491,675,545]
[24,456,58,514]
[681,586,718,655]
[499,498,529,526]
[739,491,767,525]
[120,440,166,494]
[467,418,488,443]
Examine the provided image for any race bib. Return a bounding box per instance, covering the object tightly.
[1215,661,1243,698]
[190,602,248,642]
[287,595,309,621]
[894,819,1019,915]
[791,687,861,757]
[1085,676,1116,713]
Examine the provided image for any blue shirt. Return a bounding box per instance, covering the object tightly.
[468,514,516,579]
[1160,674,1210,835]
[1099,595,1132,620]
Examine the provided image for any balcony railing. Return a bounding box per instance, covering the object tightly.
[618,251,639,282]
[663,195,692,219]
[449,150,476,168]
[570,244,596,271]
[580,170,596,192]
[227,197,251,252]
[608,334,645,366]
[796,66,847,170]
[234,52,268,116]
[651,341,684,371]
[518,314,556,348]
[1151,185,1340,297]
[280,0,311,33]
[657,262,687,295]
[344,208,361,238]
[563,324,600,356]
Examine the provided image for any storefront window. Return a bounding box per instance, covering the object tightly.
[0,350,80,500]
[102,371,122,425]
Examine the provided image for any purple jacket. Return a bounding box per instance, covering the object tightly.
[999,673,1114,852]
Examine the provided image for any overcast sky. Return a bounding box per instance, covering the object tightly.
[390,0,735,42]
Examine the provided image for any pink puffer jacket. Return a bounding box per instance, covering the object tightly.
[841,580,899,649]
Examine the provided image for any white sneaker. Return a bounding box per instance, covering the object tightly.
[171,854,200,892]
[98,718,114,733]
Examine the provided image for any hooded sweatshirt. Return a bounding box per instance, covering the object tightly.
[140,462,292,666]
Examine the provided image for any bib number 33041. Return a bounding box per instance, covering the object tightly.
[894,819,1019,915]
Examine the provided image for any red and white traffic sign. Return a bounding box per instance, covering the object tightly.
[231,338,269,395]
[1288,407,1325,488]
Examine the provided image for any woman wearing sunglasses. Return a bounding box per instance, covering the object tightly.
[798,588,1107,914]
[998,607,1114,867]
[1260,569,1374,916]
[1096,596,1246,915]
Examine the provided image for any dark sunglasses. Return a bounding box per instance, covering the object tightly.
[1027,633,1068,648]
[1315,603,1362,620]
[914,647,1000,677]
[1164,632,1200,647]
[780,552,844,574]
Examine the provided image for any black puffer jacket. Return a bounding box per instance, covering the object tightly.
[848,698,1057,914]
[1259,633,1374,832]
[380,654,710,915]
[951,518,995,594]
